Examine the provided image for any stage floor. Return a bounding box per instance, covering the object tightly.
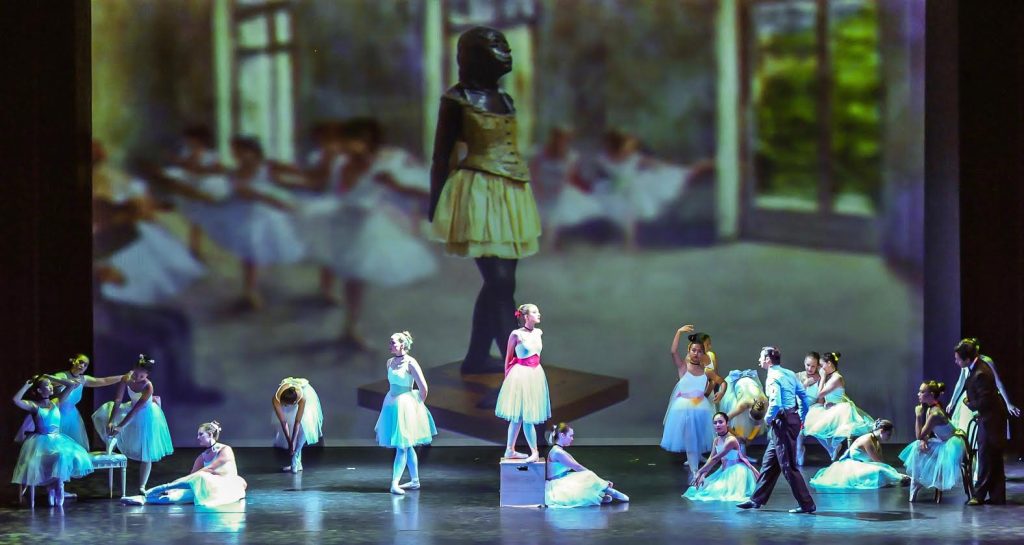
[1,446,1022,544]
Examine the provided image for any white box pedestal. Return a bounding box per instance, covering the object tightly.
[499,458,546,507]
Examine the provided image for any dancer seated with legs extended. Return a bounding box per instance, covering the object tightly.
[802,352,874,460]
[661,328,725,481]
[545,422,628,507]
[125,421,246,507]
[12,376,94,507]
[810,419,909,490]
[375,331,437,495]
[684,412,760,502]
[496,304,551,463]
[900,380,966,503]
[272,377,324,473]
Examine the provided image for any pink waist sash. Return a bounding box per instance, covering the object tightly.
[505,354,541,376]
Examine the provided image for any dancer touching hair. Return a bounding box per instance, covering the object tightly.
[809,419,909,490]
[12,375,94,506]
[496,304,551,463]
[545,422,628,507]
[684,412,760,502]
[126,421,246,506]
[795,351,822,466]
[272,377,324,473]
[92,354,174,493]
[376,331,437,494]
[899,381,966,502]
[661,327,724,480]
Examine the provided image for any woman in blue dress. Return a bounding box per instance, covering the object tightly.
[12,375,94,506]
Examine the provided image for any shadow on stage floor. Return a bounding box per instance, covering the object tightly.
[1,446,1022,544]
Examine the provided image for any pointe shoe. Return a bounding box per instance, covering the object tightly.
[909,483,922,502]
[47,488,56,507]
[55,485,65,507]
[399,480,420,490]
[503,450,528,460]
[524,452,540,463]
[390,484,406,495]
[608,488,629,502]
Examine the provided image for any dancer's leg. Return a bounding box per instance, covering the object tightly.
[341,280,367,347]
[505,421,527,458]
[524,424,539,462]
[796,433,806,466]
[685,449,701,480]
[139,462,153,492]
[242,261,262,308]
[391,448,409,494]
[400,447,420,489]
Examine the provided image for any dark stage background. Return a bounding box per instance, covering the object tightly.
[1,0,1022,475]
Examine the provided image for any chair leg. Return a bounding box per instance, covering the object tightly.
[29,485,35,507]
[121,466,127,498]
[109,468,114,499]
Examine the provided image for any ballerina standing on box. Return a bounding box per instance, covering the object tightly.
[92,354,174,493]
[684,412,760,502]
[12,375,94,507]
[545,422,629,507]
[661,327,726,480]
[376,331,436,495]
[272,377,324,474]
[126,421,246,507]
[496,304,551,462]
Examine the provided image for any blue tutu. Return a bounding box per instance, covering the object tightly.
[683,462,757,502]
[16,376,90,450]
[375,359,437,448]
[803,387,874,453]
[899,429,965,491]
[92,395,174,463]
[12,406,93,486]
[661,373,715,454]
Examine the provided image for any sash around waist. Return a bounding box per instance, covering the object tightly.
[505,354,541,376]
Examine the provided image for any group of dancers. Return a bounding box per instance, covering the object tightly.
[10,301,628,509]
[660,334,1018,510]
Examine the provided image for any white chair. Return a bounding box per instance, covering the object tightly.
[90,437,128,498]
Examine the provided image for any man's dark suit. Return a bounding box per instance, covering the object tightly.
[965,357,1008,504]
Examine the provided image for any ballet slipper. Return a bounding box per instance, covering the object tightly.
[504,450,528,459]
[524,452,540,463]
[399,480,420,490]
[608,488,629,502]
[390,484,406,495]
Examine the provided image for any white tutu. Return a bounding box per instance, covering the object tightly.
[375,390,437,448]
[92,399,174,462]
[804,399,874,446]
[102,222,206,305]
[545,470,610,508]
[683,462,757,502]
[717,371,766,442]
[273,379,324,448]
[810,451,907,490]
[660,376,715,454]
[147,471,247,507]
[495,365,551,425]
[899,436,966,491]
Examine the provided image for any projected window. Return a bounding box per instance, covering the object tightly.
[745,0,881,219]
[222,0,296,162]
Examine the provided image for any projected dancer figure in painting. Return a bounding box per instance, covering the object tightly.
[661,328,724,481]
[376,332,436,495]
[496,304,550,462]
[272,377,324,474]
[429,26,542,375]
[123,421,246,507]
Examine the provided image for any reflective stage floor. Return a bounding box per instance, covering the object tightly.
[1,446,1022,544]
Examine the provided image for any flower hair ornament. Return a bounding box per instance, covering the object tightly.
[514,310,523,318]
